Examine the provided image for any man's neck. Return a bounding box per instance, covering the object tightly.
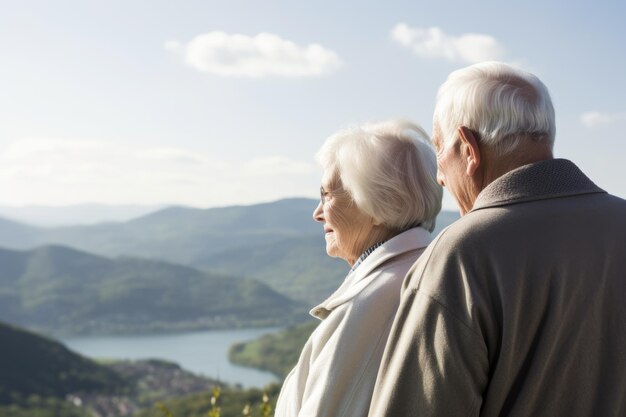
[478,143,553,192]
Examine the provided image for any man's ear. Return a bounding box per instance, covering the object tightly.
[458,126,481,176]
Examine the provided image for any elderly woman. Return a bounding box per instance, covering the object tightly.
[275,120,442,417]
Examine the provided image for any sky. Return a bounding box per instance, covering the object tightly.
[1,0,625,212]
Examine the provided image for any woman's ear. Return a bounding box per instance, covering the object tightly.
[457,126,481,176]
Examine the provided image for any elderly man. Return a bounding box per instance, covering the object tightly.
[368,62,626,416]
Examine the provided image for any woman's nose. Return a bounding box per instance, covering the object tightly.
[313,201,324,222]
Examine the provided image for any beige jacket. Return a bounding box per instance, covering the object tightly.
[275,227,432,417]
[369,159,626,417]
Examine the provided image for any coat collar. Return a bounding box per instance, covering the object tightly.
[471,158,606,212]
[310,227,432,319]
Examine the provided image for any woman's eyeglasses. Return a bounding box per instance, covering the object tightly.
[320,186,330,205]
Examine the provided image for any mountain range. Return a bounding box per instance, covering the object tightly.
[0,245,306,336]
[0,199,459,334]
[0,198,319,261]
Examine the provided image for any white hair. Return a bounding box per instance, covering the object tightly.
[433,61,556,157]
[316,120,442,232]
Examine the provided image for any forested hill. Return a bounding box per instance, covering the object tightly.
[0,245,307,336]
[0,198,321,260]
[0,321,127,404]
[0,199,460,306]
[229,321,318,379]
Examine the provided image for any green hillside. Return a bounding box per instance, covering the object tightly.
[229,321,319,379]
[198,210,459,305]
[198,236,347,305]
[0,321,127,405]
[0,245,307,335]
[0,398,91,417]
[0,321,240,416]
[0,199,460,307]
[134,384,282,417]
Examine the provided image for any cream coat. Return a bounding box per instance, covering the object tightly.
[275,227,432,417]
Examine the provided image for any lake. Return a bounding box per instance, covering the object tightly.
[63,327,282,388]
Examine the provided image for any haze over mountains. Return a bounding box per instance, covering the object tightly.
[0,204,165,227]
[0,198,460,334]
[0,198,321,260]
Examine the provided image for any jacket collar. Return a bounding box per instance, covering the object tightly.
[310,227,431,319]
[471,158,606,212]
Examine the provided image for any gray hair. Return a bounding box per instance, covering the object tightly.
[433,61,555,157]
[316,120,442,232]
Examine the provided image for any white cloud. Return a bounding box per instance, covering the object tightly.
[391,23,506,64]
[166,31,342,77]
[0,139,319,206]
[580,111,626,128]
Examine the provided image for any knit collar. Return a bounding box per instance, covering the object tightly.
[349,241,385,273]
